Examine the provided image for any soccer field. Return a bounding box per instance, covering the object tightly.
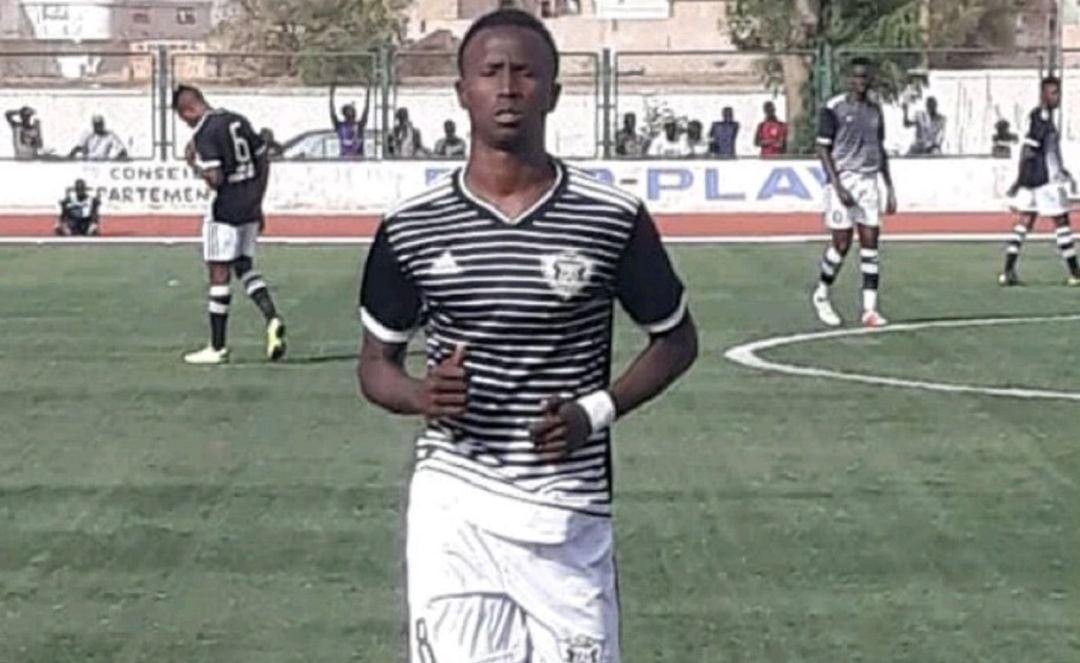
[1,243,1077,662]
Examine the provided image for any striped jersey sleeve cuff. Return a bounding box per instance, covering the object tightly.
[196,159,221,169]
[1023,138,1040,148]
[360,307,413,343]
[255,144,268,157]
[643,292,689,335]
[816,137,833,146]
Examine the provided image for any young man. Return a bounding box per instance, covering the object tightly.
[754,101,787,157]
[56,178,101,236]
[329,82,371,158]
[173,84,285,365]
[432,119,467,158]
[812,57,897,328]
[902,96,946,155]
[357,9,698,662]
[999,76,1080,287]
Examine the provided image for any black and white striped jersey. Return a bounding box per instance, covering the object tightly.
[359,159,688,517]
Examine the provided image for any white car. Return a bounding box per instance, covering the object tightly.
[279,129,377,160]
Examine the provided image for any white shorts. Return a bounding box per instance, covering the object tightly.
[202,217,259,263]
[406,469,619,663]
[1010,183,1070,218]
[824,171,881,230]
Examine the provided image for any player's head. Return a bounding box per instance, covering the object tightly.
[622,112,636,131]
[687,119,703,142]
[74,178,87,196]
[395,107,410,125]
[444,119,457,137]
[722,106,734,122]
[1041,76,1061,110]
[92,114,105,133]
[455,8,561,152]
[663,120,678,141]
[763,101,776,118]
[342,103,356,122]
[172,84,209,128]
[19,106,34,124]
[848,57,874,98]
[925,96,938,115]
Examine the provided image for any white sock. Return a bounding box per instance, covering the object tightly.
[863,289,878,313]
[814,283,829,300]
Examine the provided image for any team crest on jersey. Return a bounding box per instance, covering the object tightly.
[541,250,594,299]
[560,635,603,662]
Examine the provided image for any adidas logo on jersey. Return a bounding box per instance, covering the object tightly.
[429,250,463,276]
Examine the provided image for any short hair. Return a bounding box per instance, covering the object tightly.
[457,9,559,78]
[171,84,204,109]
[1042,75,1061,89]
[849,56,874,70]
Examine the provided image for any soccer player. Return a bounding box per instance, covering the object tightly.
[56,178,101,236]
[998,76,1080,287]
[173,84,285,365]
[356,9,699,662]
[811,57,897,328]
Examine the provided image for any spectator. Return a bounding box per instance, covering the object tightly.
[708,106,739,158]
[5,105,43,160]
[991,119,1018,159]
[388,108,425,158]
[259,128,284,159]
[754,101,787,157]
[686,120,708,157]
[56,179,100,236]
[903,96,946,155]
[433,120,467,158]
[647,120,690,158]
[69,115,127,160]
[330,82,371,158]
[615,112,646,157]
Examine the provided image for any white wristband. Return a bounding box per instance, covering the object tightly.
[576,391,617,434]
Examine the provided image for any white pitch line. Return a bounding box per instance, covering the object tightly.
[0,232,1068,246]
[724,314,1080,401]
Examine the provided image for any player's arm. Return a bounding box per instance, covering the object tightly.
[359,84,372,130]
[356,224,465,417]
[531,207,698,454]
[329,83,340,127]
[1011,113,1045,193]
[754,122,763,147]
[901,104,914,127]
[878,106,896,213]
[815,106,854,206]
[4,109,19,127]
[193,127,224,189]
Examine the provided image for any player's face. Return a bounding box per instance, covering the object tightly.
[175,93,203,128]
[849,65,872,97]
[456,26,560,151]
[343,105,356,122]
[1043,83,1061,110]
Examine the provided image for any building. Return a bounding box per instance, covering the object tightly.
[406,0,732,52]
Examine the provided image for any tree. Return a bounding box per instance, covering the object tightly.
[212,0,411,86]
[726,0,1024,153]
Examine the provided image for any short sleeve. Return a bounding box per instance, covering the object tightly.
[241,118,267,158]
[358,222,422,343]
[817,107,837,146]
[615,205,688,335]
[193,124,223,170]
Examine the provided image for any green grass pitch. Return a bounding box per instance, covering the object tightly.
[1,243,1077,662]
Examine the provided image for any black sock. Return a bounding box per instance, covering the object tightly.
[1004,221,1028,272]
[208,285,231,350]
[238,269,278,322]
[1055,222,1080,276]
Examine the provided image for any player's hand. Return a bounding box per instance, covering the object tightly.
[885,187,898,215]
[529,397,591,459]
[836,187,857,208]
[418,344,468,419]
[184,141,197,169]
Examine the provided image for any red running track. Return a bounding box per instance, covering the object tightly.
[0,212,1017,237]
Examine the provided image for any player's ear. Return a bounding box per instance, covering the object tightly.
[455,78,468,110]
[547,82,562,114]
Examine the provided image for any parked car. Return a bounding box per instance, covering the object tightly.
[279,129,378,160]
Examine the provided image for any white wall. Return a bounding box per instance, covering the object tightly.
[4,68,1080,160]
